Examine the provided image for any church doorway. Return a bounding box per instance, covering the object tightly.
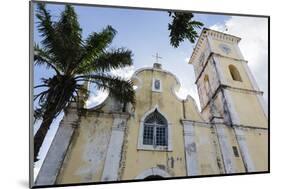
[144,175,163,180]
[135,167,171,180]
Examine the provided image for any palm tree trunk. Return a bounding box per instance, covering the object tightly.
[34,113,55,162]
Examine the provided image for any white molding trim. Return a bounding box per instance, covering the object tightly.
[137,105,173,152]
[135,167,171,179]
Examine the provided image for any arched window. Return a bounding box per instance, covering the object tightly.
[229,65,242,82]
[143,110,168,146]
[203,74,212,98]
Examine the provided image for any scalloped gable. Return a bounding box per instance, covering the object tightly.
[184,95,204,122]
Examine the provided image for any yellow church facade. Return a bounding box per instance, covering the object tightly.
[35,28,268,186]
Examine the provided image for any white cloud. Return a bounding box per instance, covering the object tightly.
[85,66,135,108]
[210,16,268,104]
[185,57,190,63]
[175,84,201,111]
[110,65,135,80]
[175,86,188,100]
[188,86,201,110]
[86,89,109,108]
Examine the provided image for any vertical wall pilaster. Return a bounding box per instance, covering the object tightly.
[182,121,198,176]
[233,127,255,172]
[213,122,236,173]
[35,103,79,186]
[101,114,129,181]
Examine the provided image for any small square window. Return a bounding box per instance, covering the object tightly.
[152,79,162,92]
[232,146,239,157]
[154,80,160,90]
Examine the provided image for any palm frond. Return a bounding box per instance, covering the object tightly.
[34,44,62,75]
[34,75,78,120]
[56,5,83,74]
[75,26,117,74]
[168,12,203,48]
[76,74,135,105]
[77,48,133,74]
[36,3,65,69]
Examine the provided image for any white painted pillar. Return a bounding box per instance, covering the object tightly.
[182,121,198,176]
[101,114,129,181]
[233,127,255,172]
[35,103,79,186]
[214,123,236,173]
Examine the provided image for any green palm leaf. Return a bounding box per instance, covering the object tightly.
[33,3,135,162]
[168,12,203,48]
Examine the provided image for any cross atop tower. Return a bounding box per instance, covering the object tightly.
[152,52,162,63]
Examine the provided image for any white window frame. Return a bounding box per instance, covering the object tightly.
[152,78,162,92]
[137,105,172,151]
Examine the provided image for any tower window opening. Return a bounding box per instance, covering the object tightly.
[204,74,212,97]
[229,65,242,82]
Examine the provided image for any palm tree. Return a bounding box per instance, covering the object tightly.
[33,3,135,162]
[168,11,204,48]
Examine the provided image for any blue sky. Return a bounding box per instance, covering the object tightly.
[34,3,229,109]
[33,2,268,179]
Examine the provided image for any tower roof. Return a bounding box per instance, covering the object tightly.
[188,28,241,65]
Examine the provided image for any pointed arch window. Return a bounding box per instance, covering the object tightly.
[138,107,172,151]
[229,65,242,82]
[143,110,168,146]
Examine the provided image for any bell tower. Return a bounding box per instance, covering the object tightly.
[188,28,268,173]
[189,28,268,128]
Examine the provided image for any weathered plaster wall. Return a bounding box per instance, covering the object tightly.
[230,91,267,128]
[196,59,220,111]
[56,113,114,184]
[193,124,223,175]
[236,127,268,171]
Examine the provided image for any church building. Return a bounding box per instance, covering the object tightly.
[35,28,268,186]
